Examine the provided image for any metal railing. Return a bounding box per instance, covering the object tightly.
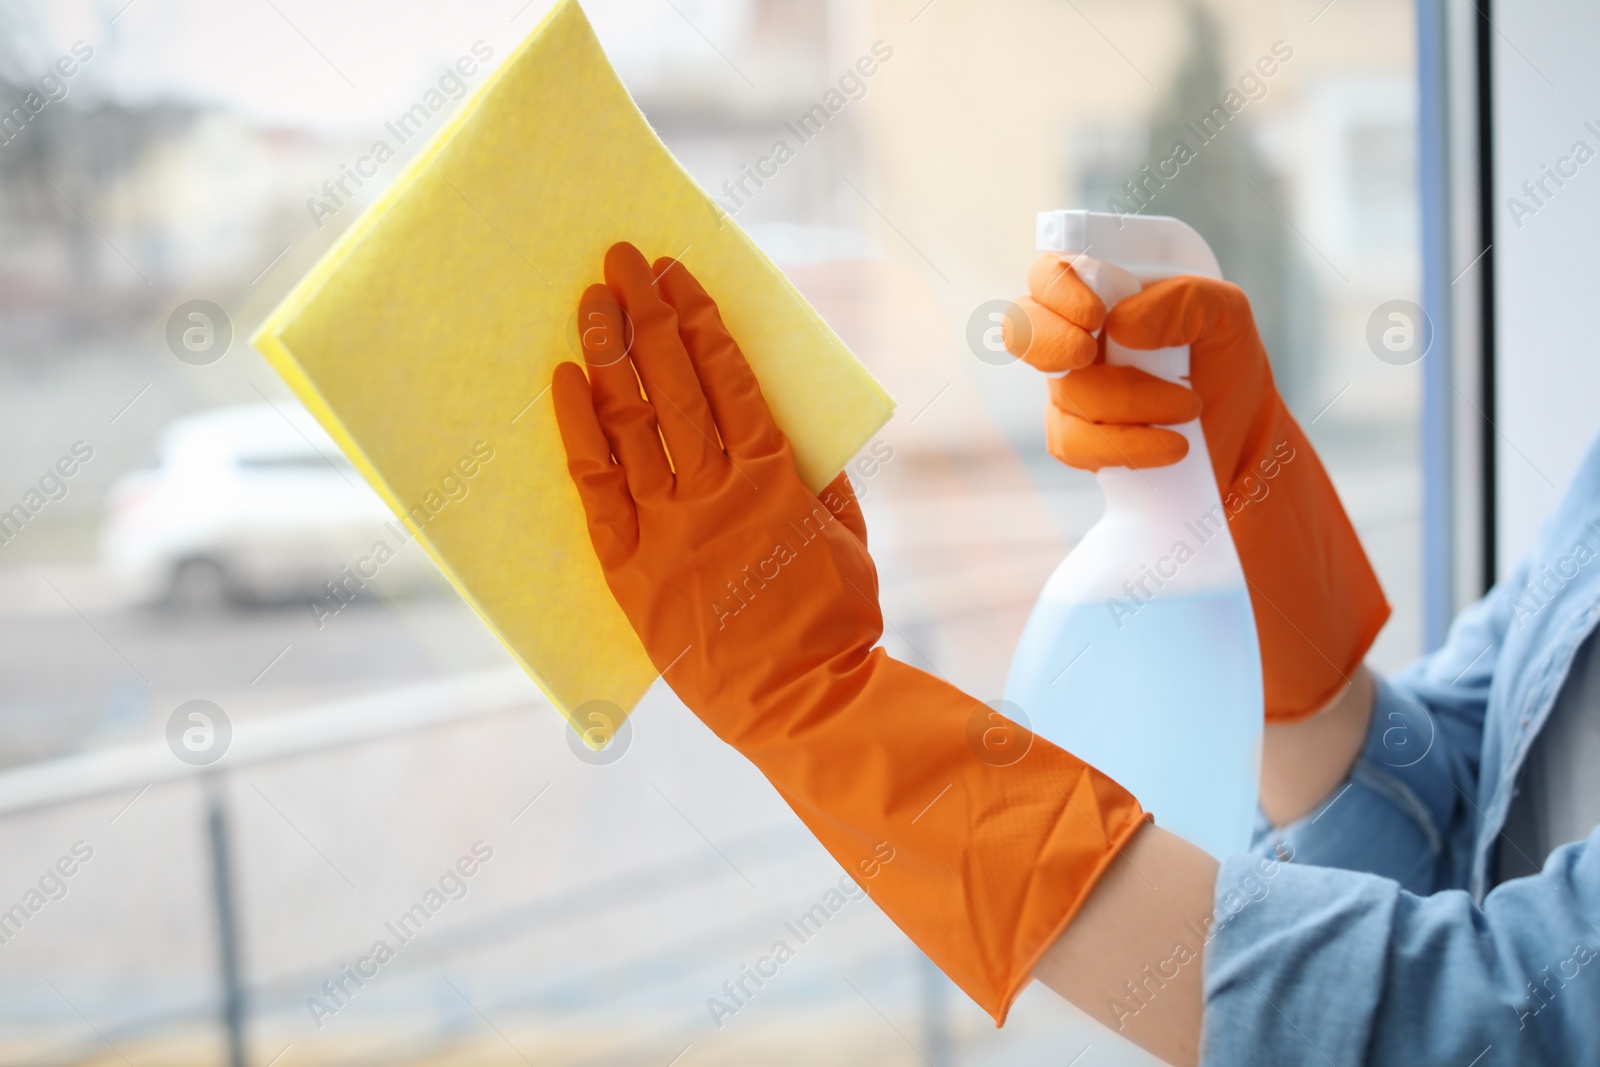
[0,667,540,1067]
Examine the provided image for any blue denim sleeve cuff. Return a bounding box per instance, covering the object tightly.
[1247,674,1463,894]
[1200,854,1400,1066]
[1357,673,1464,837]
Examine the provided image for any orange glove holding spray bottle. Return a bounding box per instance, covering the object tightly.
[1007,232,1389,725]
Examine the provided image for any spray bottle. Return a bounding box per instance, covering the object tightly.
[1005,210,1262,858]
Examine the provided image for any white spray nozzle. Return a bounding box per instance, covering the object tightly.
[1035,210,1223,282]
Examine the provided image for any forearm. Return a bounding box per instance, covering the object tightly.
[1259,664,1375,826]
[1033,824,1217,1067]
[1030,665,1374,1066]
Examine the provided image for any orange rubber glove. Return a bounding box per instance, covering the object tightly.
[553,242,1147,1023]
[1006,255,1389,723]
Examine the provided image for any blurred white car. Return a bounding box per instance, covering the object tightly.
[102,404,438,607]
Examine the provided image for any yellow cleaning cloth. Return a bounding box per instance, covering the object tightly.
[252,0,894,731]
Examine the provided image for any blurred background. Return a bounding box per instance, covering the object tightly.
[0,0,1422,1063]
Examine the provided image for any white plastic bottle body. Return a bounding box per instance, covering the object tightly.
[1005,212,1263,859]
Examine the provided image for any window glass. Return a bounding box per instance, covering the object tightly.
[0,1,1419,1062]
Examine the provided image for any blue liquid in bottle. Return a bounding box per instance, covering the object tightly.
[1006,589,1263,858]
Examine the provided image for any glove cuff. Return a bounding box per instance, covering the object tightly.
[737,649,1149,1023]
[1226,399,1391,722]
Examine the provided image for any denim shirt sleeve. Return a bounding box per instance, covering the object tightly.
[1195,431,1600,1061]
[1200,829,1600,1065]
[1251,555,1533,896]
[1199,548,1586,1062]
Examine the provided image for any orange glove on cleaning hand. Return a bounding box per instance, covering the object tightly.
[553,242,1148,1023]
[1007,255,1389,723]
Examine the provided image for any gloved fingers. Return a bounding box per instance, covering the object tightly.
[817,471,868,548]
[551,361,639,568]
[652,255,788,462]
[1046,411,1190,471]
[1005,296,1099,372]
[1104,274,1253,359]
[1026,253,1107,331]
[602,243,723,487]
[1050,364,1202,425]
[576,282,674,498]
